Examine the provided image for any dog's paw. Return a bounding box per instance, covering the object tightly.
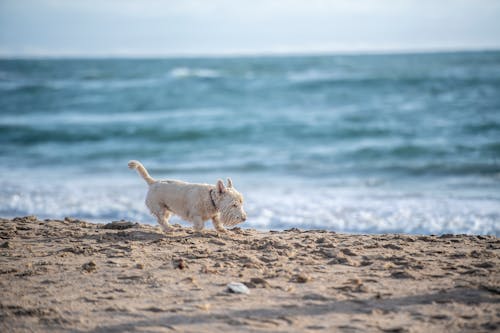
[215,228,228,235]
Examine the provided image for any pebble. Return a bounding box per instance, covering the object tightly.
[249,277,271,288]
[390,270,414,279]
[82,261,97,273]
[174,258,187,270]
[227,282,250,294]
[294,273,311,283]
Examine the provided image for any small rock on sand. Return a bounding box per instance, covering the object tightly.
[248,277,271,288]
[227,282,250,294]
[293,273,311,283]
[82,261,97,273]
[173,258,187,270]
[390,270,414,279]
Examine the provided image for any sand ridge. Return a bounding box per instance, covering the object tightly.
[0,216,499,332]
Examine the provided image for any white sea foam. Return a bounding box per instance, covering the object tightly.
[1,177,498,235]
[169,67,220,79]
[0,108,227,126]
[244,187,500,235]
[286,69,368,83]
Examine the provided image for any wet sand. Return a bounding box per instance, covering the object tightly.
[1,216,499,332]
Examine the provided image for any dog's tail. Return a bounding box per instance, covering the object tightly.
[128,160,156,185]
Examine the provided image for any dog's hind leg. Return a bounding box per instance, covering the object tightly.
[146,197,173,232]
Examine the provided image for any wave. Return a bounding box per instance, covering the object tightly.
[1,179,498,235]
[169,67,221,79]
[0,108,228,124]
[0,78,165,92]
[0,122,252,145]
[286,69,379,84]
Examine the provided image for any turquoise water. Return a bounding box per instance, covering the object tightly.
[1,51,499,234]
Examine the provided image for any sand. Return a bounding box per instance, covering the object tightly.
[0,216,498,332]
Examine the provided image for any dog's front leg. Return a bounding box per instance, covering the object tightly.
[158,210,173,233]
[211,215,227,234]
[193,216,205,232]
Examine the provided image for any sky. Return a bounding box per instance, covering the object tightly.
[1,0,500,57]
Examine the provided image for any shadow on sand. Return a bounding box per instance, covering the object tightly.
[81,288,499,332]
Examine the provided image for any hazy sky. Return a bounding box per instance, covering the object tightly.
[1,0,499,57]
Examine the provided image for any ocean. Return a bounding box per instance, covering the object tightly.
[1,51,499,235]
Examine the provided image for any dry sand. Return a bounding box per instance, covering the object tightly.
[0,216,499,332]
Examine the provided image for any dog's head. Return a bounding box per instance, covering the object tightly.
[215,178,247,226]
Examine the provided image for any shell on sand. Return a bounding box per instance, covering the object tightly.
[227,282,250,294]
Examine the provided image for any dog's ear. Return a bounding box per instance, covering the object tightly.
[226,178,233,188]
[217,179,226,193]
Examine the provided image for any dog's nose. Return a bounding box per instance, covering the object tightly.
[242,214,247,221]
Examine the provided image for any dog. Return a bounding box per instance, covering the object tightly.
[128,160,247,233]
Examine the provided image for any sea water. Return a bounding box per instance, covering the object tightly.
[1,52,499,235]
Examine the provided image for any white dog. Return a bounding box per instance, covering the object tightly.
[128,160,247,233]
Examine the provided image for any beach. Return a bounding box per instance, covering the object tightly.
[1,216,498,332]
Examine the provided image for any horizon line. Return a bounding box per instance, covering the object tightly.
[1,46,500,60]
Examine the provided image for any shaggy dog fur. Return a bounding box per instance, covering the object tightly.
[128,160,247,232]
